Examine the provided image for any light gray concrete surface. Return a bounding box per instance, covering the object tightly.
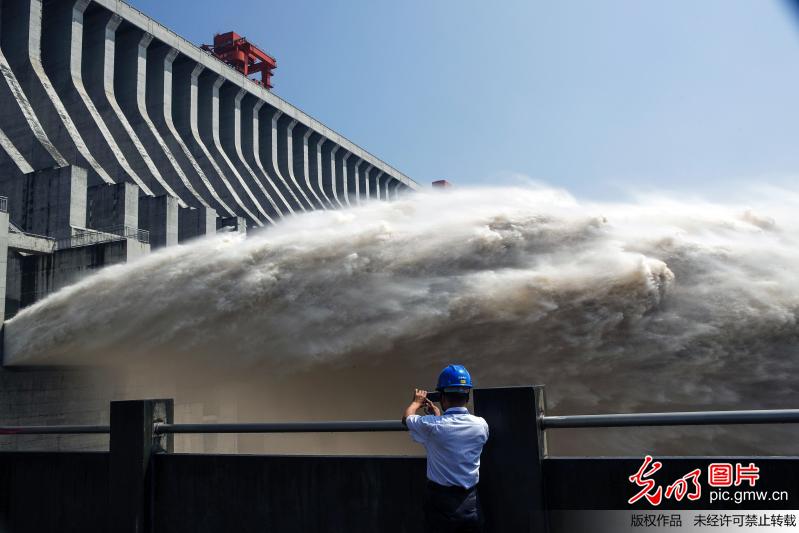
[7,166,88,240]
[258,108,300,212]
[320,140,341,208]
[361,164,373,202]
[7,236,147,314]
[0,131,33,174]
[0,0,65,173]
[352,159,364,205]
[328,145,342,207]
[2,0,112,184]
[238,95,286,218]
[151,46,233,216]
[0,209,7,323]
[368,168,381,200]
[178,205,216,243]
[114,24,201,207]
[218,83,277,222]
[205,75,269,225]
[169,58,242,217]
[300,127,326,210]
[91,0,417,191]
[231,89,283,219]
[7,230,56,255]
[312,135,334,208]
[285,118,319,210]
[386,178,399,201]
[0,0,417,233]
[270,111,308,212]
[139,194,178,248]
[333,147,347,206]
[284,118,317,211]
[341,152,352,206]
[87,181,139,230]
[217,216,246,234]
[252,100,299,215]
[0,366,116,451]
[180,61,260,225]
[65,2,147,190]
[374,171,384,201]
[0,0,420,333]
[95,11,180,198]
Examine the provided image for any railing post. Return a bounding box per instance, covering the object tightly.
[473,386,548,533]
[109,399,173,533]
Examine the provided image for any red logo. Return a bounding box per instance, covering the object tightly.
[708,463,733,487]
[628,457,761,506]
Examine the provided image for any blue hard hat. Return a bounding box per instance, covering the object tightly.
[436,364,473,391]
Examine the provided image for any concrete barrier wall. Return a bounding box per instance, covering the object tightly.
[6,451,799,533]
[153,454,426,533]
[0,452,110,533]
[0,451,424,533]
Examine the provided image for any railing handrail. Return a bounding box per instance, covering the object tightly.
[7,409,799,436]
[0,425,110,435]
[0,420,407,436]
[55,225,150,250]
[541,408,799,429]
[154,421,407,434]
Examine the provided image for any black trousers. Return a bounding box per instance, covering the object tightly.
[423,481,482,533]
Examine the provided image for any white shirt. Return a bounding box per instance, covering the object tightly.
[405,406,489,489]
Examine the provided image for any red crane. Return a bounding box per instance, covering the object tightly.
[201,32,277,90]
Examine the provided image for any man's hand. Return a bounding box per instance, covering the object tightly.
[403,388,438,425]
[424,398,441,416]
[413,389,428,406]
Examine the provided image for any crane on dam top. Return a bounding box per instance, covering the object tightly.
[201,32,277,89]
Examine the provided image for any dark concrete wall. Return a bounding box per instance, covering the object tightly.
[2,166,87,240]
[7,451,799,533]
[10,239,142,314]
[152,454,426,533]
[0,451,425,533]
[0,452,109,533]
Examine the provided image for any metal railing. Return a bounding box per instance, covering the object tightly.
[154,421,406,434]
[0,195,7,213]
[7,221,48,238]
[6,408,799,436]
[55,225,150,250]
[541,409,799,429]
[0,420,404,435]
[0,425,110,435]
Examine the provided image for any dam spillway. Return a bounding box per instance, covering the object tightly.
[0,0,419,323]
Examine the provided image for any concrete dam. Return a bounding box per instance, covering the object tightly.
[0,0,420,452]
[0,0,419,322]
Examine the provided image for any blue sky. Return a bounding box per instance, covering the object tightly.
[128,0,799,199]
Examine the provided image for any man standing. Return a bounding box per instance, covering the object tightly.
[402,364,489,533]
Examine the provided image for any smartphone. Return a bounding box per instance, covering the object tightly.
[426,391,441,403]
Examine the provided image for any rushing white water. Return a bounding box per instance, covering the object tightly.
[6,185,799,454]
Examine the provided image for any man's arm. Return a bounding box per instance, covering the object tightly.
[402,389,429,425]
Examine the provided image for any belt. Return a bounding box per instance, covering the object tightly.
[426,480,477,494]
